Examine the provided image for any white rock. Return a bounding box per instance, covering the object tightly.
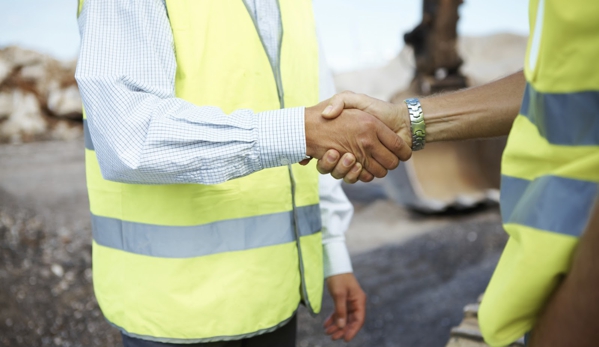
[20,63,47,82]
[3,46,45,67]
[47,85,82,118]
[0,92,12,119]
[51,264,64,278]
[0,91,47,138]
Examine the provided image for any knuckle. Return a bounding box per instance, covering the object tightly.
[359,138,374,150]
[393,136,404,152]
[362,115,376,127]
[332,289,345,297]
[389,156,400,170]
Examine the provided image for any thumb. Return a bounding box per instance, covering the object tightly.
[332,289,348,328]
[322,91,362,119]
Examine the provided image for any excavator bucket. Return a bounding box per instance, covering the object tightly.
[380,0,507,213]
[383,138,505,213]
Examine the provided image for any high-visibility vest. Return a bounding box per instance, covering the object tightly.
[79,0,323,343]
[478,0,599,345]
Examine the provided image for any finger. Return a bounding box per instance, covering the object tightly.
[332,290,348,329]
[370,142,399,173]
[362,156,388,178]
[376,122,412,162]
[359,169,374,183]
[322,91,373,119]
[344,320,364,342]
[343,309,366,341]
[344,293,367,342]
[331,153,356,180]
[316,150,341,174]
[322,91,354,119]
[325,324,342,335]
[299,158,312,166]
[331,329,346,341]
[323,314,334,328]
[343,163,362,184]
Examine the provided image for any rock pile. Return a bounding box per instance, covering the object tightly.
[0,46,82,143]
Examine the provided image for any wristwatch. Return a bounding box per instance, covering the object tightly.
[404,98,426,151]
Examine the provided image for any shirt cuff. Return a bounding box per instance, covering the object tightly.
[323,241,353,278]
[258,107,306,168]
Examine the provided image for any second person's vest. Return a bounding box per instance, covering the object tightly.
[479,0,599,345]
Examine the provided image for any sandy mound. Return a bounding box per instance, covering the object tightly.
[333,33,528,101]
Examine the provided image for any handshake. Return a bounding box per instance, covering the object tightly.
[303,91,413,183]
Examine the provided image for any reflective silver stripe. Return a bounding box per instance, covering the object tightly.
[92,204,321,258]
[519,83,599,146]
[83,119,94,151]
[115,310,297,344]
[500,174,598,237]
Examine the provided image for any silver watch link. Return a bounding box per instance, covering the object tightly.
[404,98,426,151]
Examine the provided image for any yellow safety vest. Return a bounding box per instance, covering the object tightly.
[80,0,323,343]
[479,0,599,345]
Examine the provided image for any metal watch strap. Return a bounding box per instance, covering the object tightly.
[404,98,426,151]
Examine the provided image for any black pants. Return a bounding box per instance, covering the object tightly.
[121,315,297,347]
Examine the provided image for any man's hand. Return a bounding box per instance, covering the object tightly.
[324,273,367,342]
[314,92,412,182]
[305,100,410,179]
[314,71,527,182]
[322,91,412,142]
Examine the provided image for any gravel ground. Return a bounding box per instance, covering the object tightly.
[0,188,120,347]
[0,141,507,346]
[297,214,506,347]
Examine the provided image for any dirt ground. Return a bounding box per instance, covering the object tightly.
[0,140,507,347]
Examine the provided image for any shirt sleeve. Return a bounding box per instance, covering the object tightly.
[319,174,354,277]
[316,36,354,277]
[75,0,306,185]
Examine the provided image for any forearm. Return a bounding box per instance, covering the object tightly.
[79,83,305,185]
[530,196,599,347]
[77,0,306,185]
[412,71,526,143]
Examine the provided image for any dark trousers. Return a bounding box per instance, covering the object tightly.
[121,315,297,347]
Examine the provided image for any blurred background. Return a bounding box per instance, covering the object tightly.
[0,1,528,346]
